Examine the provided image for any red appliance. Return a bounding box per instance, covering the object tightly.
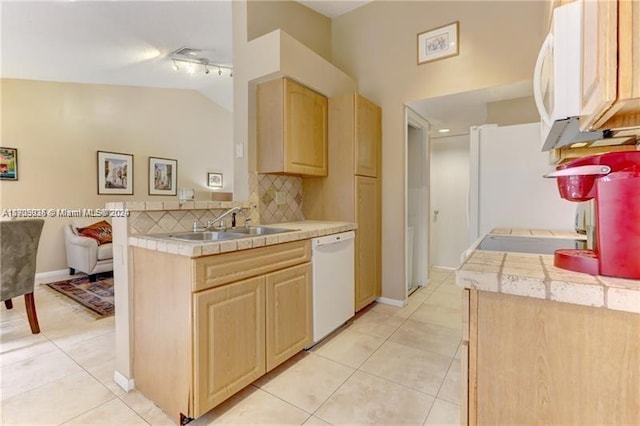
[545,151,640,279]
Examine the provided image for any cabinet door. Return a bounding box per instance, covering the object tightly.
[593,0,640,130]
[265,262,312,371]
[580,0,618,130]
[284,79,328,176]
[355,176,381,311]
[355,94,381,178]
[193,276,265,416]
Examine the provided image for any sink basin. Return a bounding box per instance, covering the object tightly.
[166,231,245,242]
[227,226,294,236]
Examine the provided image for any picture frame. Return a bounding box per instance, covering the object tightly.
[207,172,223,188]
[417,21,459,64]
[149,157,177,196]
[0,147,18,180]
[97,151,133,195]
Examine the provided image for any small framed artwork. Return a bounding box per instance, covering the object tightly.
[97,151,134,195]
[149,157,177,196]
[0,147,18,180]
[207,172,223,188]
[417,21,459,64]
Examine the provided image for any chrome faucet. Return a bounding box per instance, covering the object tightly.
[205,207,243,230]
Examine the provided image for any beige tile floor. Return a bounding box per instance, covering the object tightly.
[1,268,461,425]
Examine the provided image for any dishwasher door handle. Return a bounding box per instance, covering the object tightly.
[312,231,355,248]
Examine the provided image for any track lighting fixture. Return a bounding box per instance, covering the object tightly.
[169,47,233,77]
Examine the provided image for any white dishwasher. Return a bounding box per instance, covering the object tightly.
[310,231,355,346]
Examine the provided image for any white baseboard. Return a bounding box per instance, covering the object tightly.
[375,296,405,307]
[113,370,135,392]
[431,266,457,272]
[35,269,69,280]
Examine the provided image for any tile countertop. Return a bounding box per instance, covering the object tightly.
[129,220,357,258]
[456,229,640,314]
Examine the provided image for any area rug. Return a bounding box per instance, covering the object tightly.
[46,273,114,316]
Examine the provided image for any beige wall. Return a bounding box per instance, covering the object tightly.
[487,96,540,126]
[332,1,546,300]
[247,0,332,61]
[0,79,233,273]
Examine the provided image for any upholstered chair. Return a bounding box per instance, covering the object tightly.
[63,219,113,282]
[1,219,45,334]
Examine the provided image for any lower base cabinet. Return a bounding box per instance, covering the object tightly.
[133,241,312,424]
[193,276,266,416]
[462,289,640,425]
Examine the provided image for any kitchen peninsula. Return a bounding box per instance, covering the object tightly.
[456,229,640,425]
[128,218,355,424]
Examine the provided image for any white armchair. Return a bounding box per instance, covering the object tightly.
[63,219,113,282]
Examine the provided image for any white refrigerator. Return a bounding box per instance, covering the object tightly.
[468,123,576,244]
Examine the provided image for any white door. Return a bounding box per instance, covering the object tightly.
[405,108,430,295]
[430,135,471,268]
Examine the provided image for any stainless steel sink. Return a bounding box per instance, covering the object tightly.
[226,226,294,236]
[165,231,245,242]
[163,227,296,242]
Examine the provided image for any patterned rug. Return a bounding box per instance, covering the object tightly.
[46,273,114,316]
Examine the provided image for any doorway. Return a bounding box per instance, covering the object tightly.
[405,107,430,297]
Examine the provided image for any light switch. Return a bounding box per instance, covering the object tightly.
[275,191,286,205]
[235,144,244,159]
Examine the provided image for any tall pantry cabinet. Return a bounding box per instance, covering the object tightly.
[303,93,382,311]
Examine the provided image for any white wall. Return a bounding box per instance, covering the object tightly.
[430,134,470,268]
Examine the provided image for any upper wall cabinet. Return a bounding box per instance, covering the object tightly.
[355,95,382,178]
[257,78,328,176]
[581,0,640,131]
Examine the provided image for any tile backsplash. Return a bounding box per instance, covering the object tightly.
[249,172,304,224]
[128,207,251,235]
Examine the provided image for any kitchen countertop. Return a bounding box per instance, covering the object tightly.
[129,220,356,257]
[456,229,640,314]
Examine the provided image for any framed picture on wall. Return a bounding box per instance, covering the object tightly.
[417,21,459,64]
[149,157,177,196]
[97,151,134,195]
[207,172,223,188]
[0,147,18,180]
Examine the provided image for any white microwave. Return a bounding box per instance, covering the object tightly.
[533,0,583,148]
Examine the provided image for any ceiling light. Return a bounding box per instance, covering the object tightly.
[438,128,451,133]
[169,47,233,78]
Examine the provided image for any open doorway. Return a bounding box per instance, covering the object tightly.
[408,80,538,270]
[405,107,430,297]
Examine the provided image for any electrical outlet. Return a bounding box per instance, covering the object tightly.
[275,191,286,205]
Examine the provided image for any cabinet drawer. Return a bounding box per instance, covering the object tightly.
[193,240,311,292]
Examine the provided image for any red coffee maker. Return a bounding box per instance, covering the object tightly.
[545,151,640,279]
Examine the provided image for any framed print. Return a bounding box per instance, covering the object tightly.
[207,172,223,188]
[149,157,177,195]
[97,151,133,195]
[0,147,18,180]
[417,21,459,64]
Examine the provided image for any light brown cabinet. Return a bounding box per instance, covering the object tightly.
[257,77,328,176]
[132,241,312,423]
[462,289,640,425]
[355,96,382,177]
[303,93,382,312]
[266,263,313,371]
[354,176,381,310]
[581,0,640,131]
[193,276,265,415]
